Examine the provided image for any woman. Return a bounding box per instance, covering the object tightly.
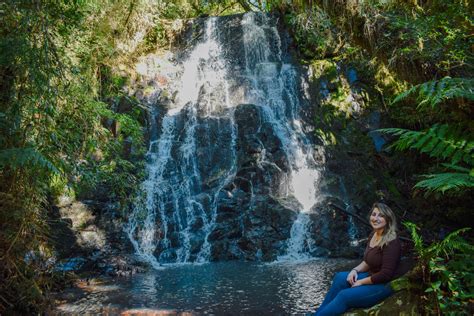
[315,203,401,315]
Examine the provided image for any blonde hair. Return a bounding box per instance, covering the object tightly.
[370,202,398,248]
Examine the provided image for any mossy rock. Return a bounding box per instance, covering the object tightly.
[310,59,338,80]
[343,290,420,315]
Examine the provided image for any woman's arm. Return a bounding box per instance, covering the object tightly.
[353,261,370,273]
[346,261,370,285]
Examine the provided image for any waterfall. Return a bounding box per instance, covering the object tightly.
[240,13,322,261]
[126,13,325,265]
[126,17,236,265]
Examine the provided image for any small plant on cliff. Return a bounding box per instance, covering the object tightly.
[396,222,474,315]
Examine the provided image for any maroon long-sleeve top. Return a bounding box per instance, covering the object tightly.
[363,232,402,284]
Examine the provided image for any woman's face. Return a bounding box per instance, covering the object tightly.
[370,207,387,231]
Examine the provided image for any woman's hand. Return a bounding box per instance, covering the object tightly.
[351,280,364,287]
[346,270,358,285]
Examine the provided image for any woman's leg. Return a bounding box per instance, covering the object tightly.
[315,272,369,315]
[315,271,350,314]
[316,283,393,316]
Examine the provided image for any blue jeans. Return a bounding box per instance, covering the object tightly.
[314,271,394,316]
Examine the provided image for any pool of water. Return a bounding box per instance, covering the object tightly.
[55,259,355,315]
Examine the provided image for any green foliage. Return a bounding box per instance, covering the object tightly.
[0,0,147,313]
[393,77,474,109]
[382,2,473,77]
[414,170,474,194]
[274,0,473,82]
[283,6,340,59]
[379,124,473,166]
[379,75,474,195]
[159,0,244,19]
[401,222,474,314]
[0,147,59,174]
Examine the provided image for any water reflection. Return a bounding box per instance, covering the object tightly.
[56,259,355,315]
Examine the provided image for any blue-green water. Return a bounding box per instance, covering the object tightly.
[56,259,354,315]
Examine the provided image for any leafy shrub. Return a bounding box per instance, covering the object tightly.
[396,222,474,314]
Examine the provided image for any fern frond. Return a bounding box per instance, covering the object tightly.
[403,222,425,256]
[378,124,474,166]
[392,77,474,109]
[415,172,474,193]
[0,147,59,174]
[427,228,473,258]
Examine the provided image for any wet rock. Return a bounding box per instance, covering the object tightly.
[308,200,365,258]
[158,249,177,263]
[50,195,145,277]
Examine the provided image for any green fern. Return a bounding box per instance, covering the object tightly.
[404,222,473,260]
[379,124,474,166]
[392,77,474,109]
[415,171,474,193]
[404,221,426,256]
[381,77,474,195]
[427,228,473,258]
[0,147,59,174]
[402,222,474,313]
[379,124,473,194]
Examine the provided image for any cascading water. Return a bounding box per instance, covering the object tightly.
[239,13,322,261]
[126,17,237,265]
[126,12,325,265]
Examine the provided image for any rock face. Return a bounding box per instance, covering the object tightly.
[124,12,378,265]
[49,196,144,276]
